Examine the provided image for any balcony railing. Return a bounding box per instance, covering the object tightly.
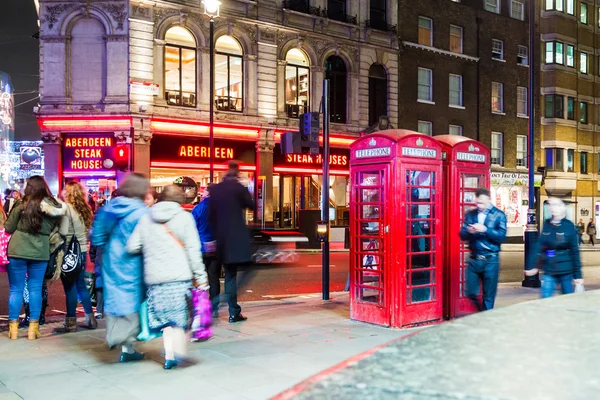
[286,103,308,118]
[326,9,357,25]
[365,19,397,33]
[282,0,324,17]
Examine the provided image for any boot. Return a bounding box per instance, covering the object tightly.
[19,304,30,328]
[39,300,47,326]
[53,317,77,334]
[28,320,41,340]
[8,321,19,340]
[79,313,98,330]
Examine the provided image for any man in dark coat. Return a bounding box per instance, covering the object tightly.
[209,161,255,323]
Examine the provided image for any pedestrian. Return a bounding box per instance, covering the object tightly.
[145,189,158,207]
[526,197,583,297]
[19,277,49,328]
[209,161,255,323]
[459,188,507,311]
[89,244,104,319]
[192,185,220,317]
[577,219,585,245]
[90,173,149,362]
[3,190,20,216]
[587,220,596,246]
[4,176,67,340]
[53,182,97,333]
[127,185,207,369]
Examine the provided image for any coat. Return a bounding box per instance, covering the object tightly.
[587,223,596,236]
[90,197,147,317]
[191,198,215,253]
[60,202,90,252]
[126,201,207,286]
[459,205,508,255]
[209,176,255,265]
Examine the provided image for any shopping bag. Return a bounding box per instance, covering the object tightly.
[137,299,162,342]
[190,288,213,342]
[575,283,585,293]
[60,235,83,285]
[0,229,10,272]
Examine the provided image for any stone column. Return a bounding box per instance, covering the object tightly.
[41,131,63,196]
[199,47,211,110]
[104,35,129,103]
[154,39,167,105]
[245,54,258,115]
[311,66,324,114]
[256,129,275,224]
[348,72,360,125]
[130,117,152,176]
[277,59,287,119]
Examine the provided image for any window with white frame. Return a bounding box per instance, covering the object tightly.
[518,45,528,65]
[545,41,564,64]
[449,74,463,107]
[516,135,527,167]
[418,17,433,47]
[492,39,504,60]
[545,0,563,11]
[566,0,574,15]
[418,120,433,136]
[580,52,588,74]
[566,44,575,67]
[485,0,500,13]
[511,0,525,20]
[450,25,463,54]
[492,82,503,113]
[418,68,433,102]
[581,2,588,24]
[491,132,503,165]
[449,125,463,136]
[517,86,528,116]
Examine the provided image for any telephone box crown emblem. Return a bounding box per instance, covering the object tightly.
[368,138,377,147]
[468,144,475,152]
[416,138,424,147]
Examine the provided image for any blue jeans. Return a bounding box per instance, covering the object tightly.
[62,252,93,317]
[466,254,500,311]
[7,258,47,321]
[541,273,574,298]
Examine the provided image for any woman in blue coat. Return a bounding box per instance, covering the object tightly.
[91,173,149,362]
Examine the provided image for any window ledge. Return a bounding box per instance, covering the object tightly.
[542,117,578,127]
[517,63,529,68]
[418,99,436,105]
[578,173,594,180]
[579,123,594,131]
[492,58,506,63]
[516,166,528,170]
[579,72,593,80]
[449,104,465,110]
[517,114,529,119]
[542,64,577,73]
[541,10,577,21]
[492,111,506,116]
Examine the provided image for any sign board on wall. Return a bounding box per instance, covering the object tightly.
[62,134,116,172]
[150,135,256,165]
[130,81,160,96]
[273,144,350,168]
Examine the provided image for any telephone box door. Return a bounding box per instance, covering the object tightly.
[350,164,390,326]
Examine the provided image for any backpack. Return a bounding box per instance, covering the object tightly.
[59,205,84,285]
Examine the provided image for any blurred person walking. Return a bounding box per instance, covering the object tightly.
[4,176,67,340]
[459,188,507,311]
[3,190,21,216]
[587,220,596,246]
[577,219,585,245]
[209,161,255,323]
[127,185,207,369]
[526,198,583,298]
[91,174,149,362]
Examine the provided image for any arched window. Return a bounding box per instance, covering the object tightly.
[71,18,105,103]
[215,36,243,112]
[325,56,347,123]
[164,27,197,107]
[368,64,388,126]
[285,49,310,118]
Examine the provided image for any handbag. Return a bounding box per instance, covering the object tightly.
[60,208,83,285]
[189,287,213,342]
[137,299,162,342]
[574,283,585,293]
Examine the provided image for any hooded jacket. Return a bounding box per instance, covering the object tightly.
[5,198,67,261]
[60,202,90,252]
[127,201,207,286]
[90,197,147,317]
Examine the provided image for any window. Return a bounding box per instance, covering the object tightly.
[285,49,310,118]
[215,35,244,112]
[485,0,500,13]
[492,39,504,60]
[325,55,347,123]
[418,120,433,136]
[580,52,588,74]
[492,82,503,113]
[369,0,387,30]
[545,41,564,64]
[581,2,588,24]
[517,87,528,116]
[518,45,528,65]
[545,94,564,118]
[567,149,575,172]
[368,64,388,126]
[516,135,527,167]
[449,74,463,107]
[164,27,197,107]
[545,0,563,11]
[546,148,564,171]
[567,0,574,15]
[418,68,433,102]
[327,0,349,23]
[418,17,433,46]
[449,125,463,136]
[567,97,575,120]
[450,25,463,53]
[598,56,600,75]
[581,152,589,174]
[566,45,575,67]
[580,102,588,124]
[511,0,525,20]
[491,132,503,165]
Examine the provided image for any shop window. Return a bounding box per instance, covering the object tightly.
[517,87,527,117]
[545,148,564,171]
[544,94,564,118]
[567,149,575,172]
[325,56,347,123]
[581,2,588,24]
[164,27,197,107]
[418,68,433,102]
[368,64,388,126]
[516,135,527,167]
[581,152,588,174]
[418,17,433,46]
[511,1,525,20]
[580,52,588,74]
[285,49,310,118]
[485,0,500,14]
[518,45,528,66]
[449,125,463,136]
[491,82,503,113]
[450,25,463,54]
[567,97,575,120]
[215,36,243,112]
[545,41,564,65]
[491,132,503,165]
[492,39,504,60]
[580,101,589,124]
[449,74,463,107]
[417,121,432,136]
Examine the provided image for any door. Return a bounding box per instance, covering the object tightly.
[400,164,443,326]
[350,164,390,326]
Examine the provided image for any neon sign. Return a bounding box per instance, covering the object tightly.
[178,145,234,159]
[63,134,115,171]
[285,154,348,166]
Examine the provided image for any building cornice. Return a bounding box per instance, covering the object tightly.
[402,42,479,62]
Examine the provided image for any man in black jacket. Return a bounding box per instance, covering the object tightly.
[459,188,507,311]
[209,161,255,323]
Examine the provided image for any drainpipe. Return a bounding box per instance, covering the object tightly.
[476,16,481,142]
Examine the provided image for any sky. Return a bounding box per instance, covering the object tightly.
[0,0,41,141]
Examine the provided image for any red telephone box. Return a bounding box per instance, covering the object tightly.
[349,130,444,328]
[436,135,490,319]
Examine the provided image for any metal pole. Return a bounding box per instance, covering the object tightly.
[322,79,331,300]
[209,17,215,184]
[523,0,540,288]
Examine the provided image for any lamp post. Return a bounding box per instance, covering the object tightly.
[203,0,221,183]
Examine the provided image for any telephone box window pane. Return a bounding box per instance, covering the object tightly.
[361,188,380,202]
[361,222,380,235]
[360,173,380,186]
[361,253,380,270]
[463,191,477,204]
[412,287,432,303]
[411,253,433,269]
[361,238,380,251]
[362,205,380,219]
[409,237,433,253]
[409,204,433,219]
[462,174,481,189]
[358,285,381,303]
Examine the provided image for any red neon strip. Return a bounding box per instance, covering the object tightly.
[38,116,132,130]
[151,161,256,171]
[273,130,356,147]
[274,166,349,176]
[150,119,259,139]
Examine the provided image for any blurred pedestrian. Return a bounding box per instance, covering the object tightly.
[192,185,220,317]
[127,185,207,369]
[53,182,97,333]
[89,244,104,319]
[209,161,255,323]
[91,173,149,362]
[577,219,585,245]
[145,190,158,207]
[526,198,583,297]
[459,188,507,311]
[3,190,21,216]
[587,220,596,246]
[4,176,67,340]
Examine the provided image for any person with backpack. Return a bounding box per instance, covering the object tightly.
[53,182,97,333]
[4,176,67,340]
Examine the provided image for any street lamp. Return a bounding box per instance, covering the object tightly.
[203,0,221,183]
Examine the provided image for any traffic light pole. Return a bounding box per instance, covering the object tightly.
[322,79,331,301]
